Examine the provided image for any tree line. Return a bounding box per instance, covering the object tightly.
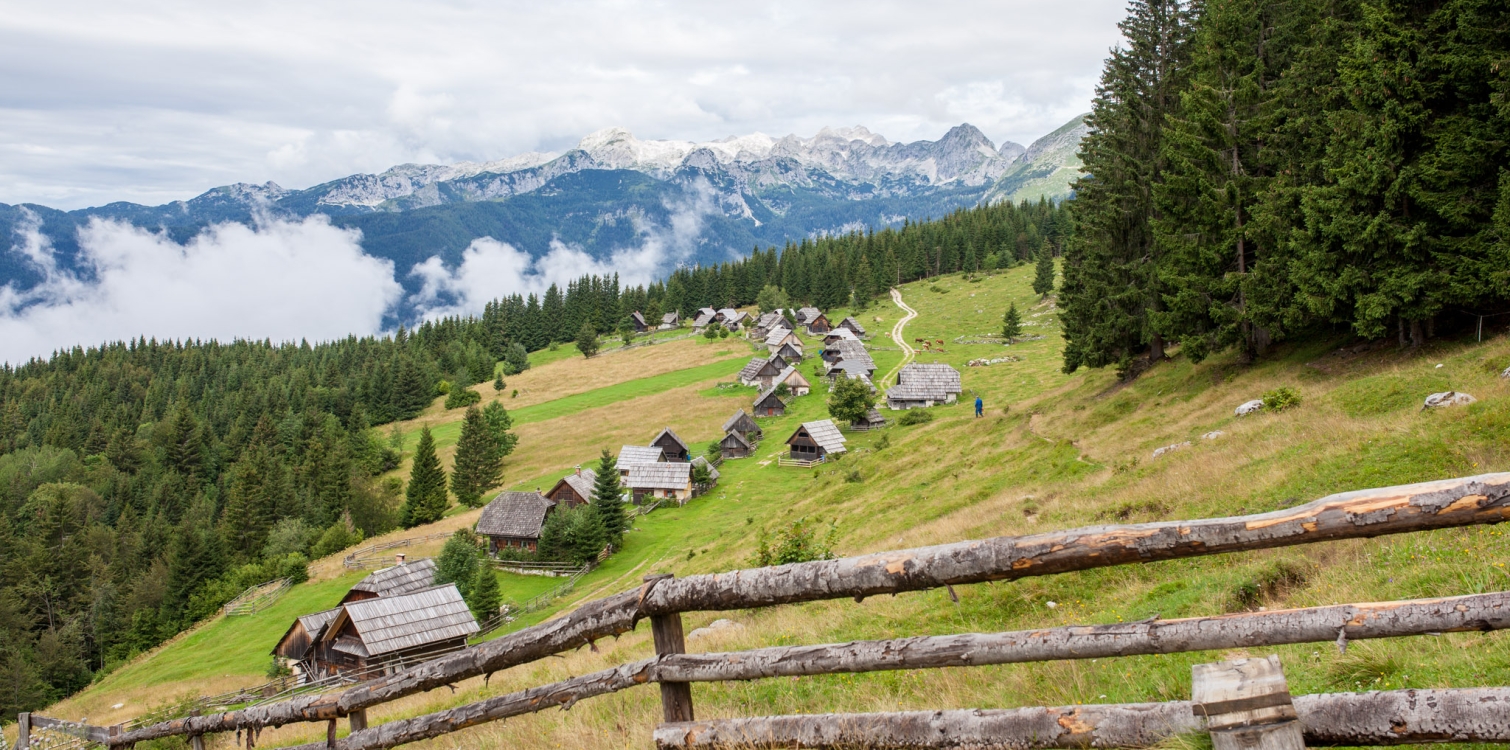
[1060,0,1510,376]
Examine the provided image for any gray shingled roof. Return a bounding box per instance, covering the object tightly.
[840,317,867,335]
[755,312,785,330]
[299,607,341,637]
[693,312,717,328]
[631,311,647,327]
[825,328,859,342]
[625,462,692,490]
[831,358,876,377]
[691,456,721,481]
[349,558,438,598]
[662,312,679,324]
[796,307,823,324]
[723,409,759,434]
[776,365,809,389]
[476,492,555,539]
[795,419,848,454]
[738,357,770,382]
[618,445,664,465]
[553,468,598,501]
[764,327,795,347]
[337,584,479,657]
[890,363,962,400]
[857,407,886,425]
[721,430,753,449]
[754,386,786,410]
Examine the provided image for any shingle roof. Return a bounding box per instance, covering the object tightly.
[777,366,809,389]
[831,358,876,377]
[890,363,962,400]
[662,312,680,324]
[776,342,804,360]
[723,409,760,435]
[625,462,692,490]
[857,407,886,425]
[691,455,721,481]
[631,311,647,327]
[300,607,342,637]
[349,558,438,598]
[476,492,555,539]
[764,327,795,347]
[755,312,785,330]
[721,430,753,449]
[552,468,598,502]
[754,386,786,409]
[825,328,859,342]
[693,312,717,328]
[794,419,847,454]
[738,357,770,382]
[840,317,867,335]
[796,307,823,323]
[618,445,664,465]
[650,427,690,454]
[337,584,479,656]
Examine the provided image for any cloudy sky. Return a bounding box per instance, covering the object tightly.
[1,0,1127,210]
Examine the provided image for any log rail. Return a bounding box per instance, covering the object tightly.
[29,472,1510,750]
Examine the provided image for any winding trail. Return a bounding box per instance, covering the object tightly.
[881,287,918,385]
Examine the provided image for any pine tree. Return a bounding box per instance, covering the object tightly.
[451,406,503,508]
[481,401,519,462]
[589,450,627,546]
[1002,303,1023,344]
[469,564,502,623]
[1032,249,1056,298]
[574,322,600,358]
[400,427,448,528]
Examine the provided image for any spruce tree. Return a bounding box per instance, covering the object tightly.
[1002,303,1023,344]
[589,450,627,546]
[481,401,519,462]
[1032,249,1056,298]
[400,427,448,528]
[450,406,503,508]
[575,322,600,358]
[469,564,502,622]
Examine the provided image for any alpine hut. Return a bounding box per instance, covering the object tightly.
[629,311,650,332]
[545,466,597,507]
[722,408,761,440]
[624,462,693,504]
[649,427,691,462]
[775,341,805,363]
[660,312,680,329]
[753,386,787,417]
[764,327,801,355]
[313,584,478,679]
[340,556,438,604]
[852,407,888,430]
[799,308,831,334]
[476,491,555,553]
[785,419,847,463]
[616,445,665,478]
[838,317,867,337]
[719,429,755,459]
[271,607,342,681]
[691,455,721,486]
[794,307,822,326]
[823,328,860,345]
[886,363,963,409]
[774,366,811,396]
[692,308,719,329]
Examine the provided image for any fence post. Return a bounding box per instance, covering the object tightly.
[189,708,204,750]
[348,709,367,733]
[16,713,29,750]
[646,574,694,723]
[1192,655,1305,750]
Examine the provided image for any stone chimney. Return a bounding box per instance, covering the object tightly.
[396,553,406,565]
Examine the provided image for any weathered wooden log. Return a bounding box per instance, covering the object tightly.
[652,688,1510,748]
[259,591,1510,750]
[105,473,1510,745]
[28,715,114,744]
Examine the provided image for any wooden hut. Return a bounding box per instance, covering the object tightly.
[650,427,691,462]
[314,585,478,679]
[692,308,719,329]
[624,462,693,504]
[660,312,680,329]
[476,491,555,553]
[722,409,761,440]
[271,607,341,681]
[795,307,822,326]
[851,408,888,430]
[630,311,649,332]
[775,366,811,396]
[775,341,804,363]
[838,317,867,336]
[691,456,721,486]
[886,363,963,409]
[340,557,438,604]
[545,467,597,507]
[785,420,847,463]
[764,327,800,354]
[753,386,787,417]
[719,430,755,459]
[616,445,664,477]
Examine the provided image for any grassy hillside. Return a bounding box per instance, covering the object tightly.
[36,263,1510,750]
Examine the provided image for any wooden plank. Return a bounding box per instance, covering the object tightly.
[651,607,694,722]
[105,473,1510,746]
[1192,656,1304,750]
[18,713,29,750]
[651,688,1510,748]
[255,591,1510,750]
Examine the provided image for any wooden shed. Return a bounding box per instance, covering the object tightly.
[775,366,811,396]
[630,311,649,332]
[545,467,598,507]
[722,409,761,440]
[838,317,867,336]
[624,462,693,504]
[314,585,479,679]
[886,363,963,409]
[785,419,847,463]
[753,386,787,417]
[476,491,556,553]
[719,430,755,459]
[660,312,680,329]
[340,557,438,604]
[271,607,341,681]
[775,341,805,363]
[650,427,691,462]
[851,408,888,430]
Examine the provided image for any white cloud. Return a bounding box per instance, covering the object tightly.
[0,0,1128,209]
[0,212,403,364]
[410,179,718,320]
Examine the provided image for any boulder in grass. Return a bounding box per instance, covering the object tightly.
[1423,391,1476,409]
[1202,430,1224,441]
[688,618,744,641]
[1235,399,1265,417]
[1152,441,1191,459]
[1501,365,1510,379]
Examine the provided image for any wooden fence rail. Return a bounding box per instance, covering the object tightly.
[651,688,1510,749]
[59,472,1510,748]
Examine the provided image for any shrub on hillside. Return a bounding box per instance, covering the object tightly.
[751,517,838,567]
[444,385,482,409]
[1262,386,1302,412]
[311,513,365,559]
[897,409,935,426]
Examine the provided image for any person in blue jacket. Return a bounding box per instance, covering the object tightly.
[974,395,984,418]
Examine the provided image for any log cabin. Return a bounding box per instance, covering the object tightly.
[545,466,597,507]
[660,312,680,329]
[629,311,649,332]
[753,386,787,417]
[270,607,341,682]
[775,341,805,363]
[649,427,691,462]
[624,462,693,504]
[838,316,867,336]
[785,419,847,462]
[719,430,755,459]
[476,491,556,553]
[886,363,963,409]
[313,584,478,679]
[722,409,761,440]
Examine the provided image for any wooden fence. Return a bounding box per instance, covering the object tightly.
[341,532,453,569]
[21,473,1510,750]
[777,455,825,468]
[222,578,292,617]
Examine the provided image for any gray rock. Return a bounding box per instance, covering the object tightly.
[1202,431,1225,441]
[1501,365,1510,379]
[1424,391,1477,409]
[1152,441,1191,459]
[687,618,745,641]
[1235,399,1265,417]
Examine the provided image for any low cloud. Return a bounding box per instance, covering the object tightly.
[0,212,403,364]
[410,179,717,319]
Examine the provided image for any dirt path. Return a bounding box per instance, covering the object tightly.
[882,287,918,385]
